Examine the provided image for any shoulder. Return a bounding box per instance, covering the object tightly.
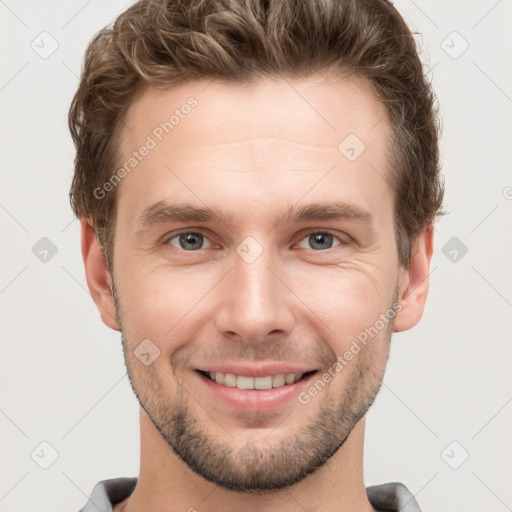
[366,481,422,512]
[77,477,137,512]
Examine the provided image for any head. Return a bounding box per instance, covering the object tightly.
[72,0,444,493]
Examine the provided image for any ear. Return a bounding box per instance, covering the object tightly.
[81,217,120,331]
[393,224,434,332]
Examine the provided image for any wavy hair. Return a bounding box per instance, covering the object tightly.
[69,0,444,271]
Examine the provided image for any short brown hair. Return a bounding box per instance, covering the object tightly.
[69,0,444,271]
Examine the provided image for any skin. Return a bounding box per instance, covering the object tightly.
[81,74,434,512]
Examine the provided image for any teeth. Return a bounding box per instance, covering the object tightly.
[272,374,285,387]
[285,374,296,385]
[206,371,307,389]
[223,373,237,387]
[255,376,273,390]
[237,375,254,389]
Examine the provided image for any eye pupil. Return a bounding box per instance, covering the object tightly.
[170,231,339,252]
[179,232,203,250]
[309,233,333,250]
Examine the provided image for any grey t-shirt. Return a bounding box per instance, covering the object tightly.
[77,477,422,511]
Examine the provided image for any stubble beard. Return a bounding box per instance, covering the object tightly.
[113,282,396,493]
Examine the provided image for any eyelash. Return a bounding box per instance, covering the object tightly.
[163,229,347,251]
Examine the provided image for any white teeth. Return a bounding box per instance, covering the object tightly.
[285,374,296,384]
[255,376,273,390]
[237,375,254,389]
[204,371,307,389]
[272,374,286,387]
[224,373,237,387]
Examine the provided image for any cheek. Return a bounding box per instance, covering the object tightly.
[290,263,395,345]
[116,265,221,350]
[116,249,397,363]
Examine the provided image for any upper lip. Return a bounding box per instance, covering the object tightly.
[195,363,318,378]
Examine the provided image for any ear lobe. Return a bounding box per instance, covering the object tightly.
[80,217,120,331]
[393,225,434,333]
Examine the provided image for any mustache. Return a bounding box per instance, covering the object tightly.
[171,339,335,371]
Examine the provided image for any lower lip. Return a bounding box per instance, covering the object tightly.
[195,371,319,412]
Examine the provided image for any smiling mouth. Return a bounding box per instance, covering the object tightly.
[196,369,318,390]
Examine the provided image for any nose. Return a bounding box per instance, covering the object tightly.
[214,246,296,344]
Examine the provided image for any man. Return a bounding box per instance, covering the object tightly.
[70,0,444,510]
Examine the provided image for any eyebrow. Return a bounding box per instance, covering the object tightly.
[136,200,373,230]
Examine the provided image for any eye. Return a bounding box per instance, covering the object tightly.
[297,231,343,251]
[166,231,213,251]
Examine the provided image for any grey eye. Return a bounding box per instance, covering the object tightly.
[168,232,210,251]
[298,232,341,251]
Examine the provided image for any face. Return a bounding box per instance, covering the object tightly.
[90,74,424,492]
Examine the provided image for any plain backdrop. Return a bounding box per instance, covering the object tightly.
[1,1,511,511]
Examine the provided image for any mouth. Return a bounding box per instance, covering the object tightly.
[196,369,317,390]
[193,365,322,411]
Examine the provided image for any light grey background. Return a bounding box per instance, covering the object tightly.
[1,1,511,511]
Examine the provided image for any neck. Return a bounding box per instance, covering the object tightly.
[118,408,377,512]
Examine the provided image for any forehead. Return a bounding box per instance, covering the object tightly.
[116,74,393,228]
[121,73,388,150]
